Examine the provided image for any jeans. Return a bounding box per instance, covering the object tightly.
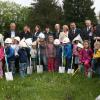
[9,61,15,75]
[19,63,27,78]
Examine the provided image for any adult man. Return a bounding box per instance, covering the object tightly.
[54,24,61,39]
[68,22,82,42]
[4,23,18,40]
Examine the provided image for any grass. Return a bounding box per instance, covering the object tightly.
[0,72,100,100]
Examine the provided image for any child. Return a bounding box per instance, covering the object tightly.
[46,35,56,72]
[5,38,15,75]
[30,41,37,71]
[0,41,4,78]
[37,33,48,71]
[72,35,83,70]
[54,39,62,71]
[18,41,29,78]
[93,41,100,75]
[80,40,93,76]
[62,37,72,71]
[13,37,20,73]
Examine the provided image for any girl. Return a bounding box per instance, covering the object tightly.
[62,37,72,71]
[0,42,4,78]
[30,41,37,71]
[80,40,93,76]
[46,35,56,72]
[72,35,83,70]
[54,39,62,71]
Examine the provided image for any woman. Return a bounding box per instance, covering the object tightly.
[32,25,41,42]
[59,25,69,43]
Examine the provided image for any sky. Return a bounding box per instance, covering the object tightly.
[1,0,100,15]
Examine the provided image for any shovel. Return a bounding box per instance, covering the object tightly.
[27,57,33,75]
[4,49,13,81]
[59,45,65,73]
[67,55,74,74]
[37,44,43,73]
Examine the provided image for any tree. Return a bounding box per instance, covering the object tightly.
[0,1,29,32]
[63,0,97,27]
[28,0,63,30]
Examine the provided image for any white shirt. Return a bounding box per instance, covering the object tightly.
[11,31,15,38]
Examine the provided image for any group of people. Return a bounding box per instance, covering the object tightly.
[0,19,100,78]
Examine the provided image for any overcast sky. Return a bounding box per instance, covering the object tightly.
[1,0,100,15]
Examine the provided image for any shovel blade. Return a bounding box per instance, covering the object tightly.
[59,66,65,73]
[5,72,13,81]
[67,69,74,74]
[27,66,33,75]
[37,65,43,73]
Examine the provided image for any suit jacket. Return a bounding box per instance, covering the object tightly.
[32,32,40,42]
[68,28,82,42]
[4,30,19,40]
[82,27,93,40]
[19,31,32,39]
[53,30,61,39]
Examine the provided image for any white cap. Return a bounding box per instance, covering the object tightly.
[38,32,45,39]
[14,37,20,42]
[77,43,83,49]
[25,38,32,46]
[5,38,12,44]
[73,34,83,43]
[54,39,60,45]
[62,37,70,44]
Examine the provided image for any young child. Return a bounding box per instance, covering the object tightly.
[5,38,15,75]
[93,41,100,75]
[46,35,56,72]
[62,37,72,71]
[18,41,29,78]
[37,33,47,71]
[13,37,20,73]
[30,41,37,71]
[80,40,93,76]
[0,41,4,78]
[54,39,62,71]
[72,35,83,70]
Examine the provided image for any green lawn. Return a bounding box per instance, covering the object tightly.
[0,73,100,100]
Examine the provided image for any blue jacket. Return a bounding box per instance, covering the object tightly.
[63,43,72,59]
[6,46,15,62]
[55,45,62,58]
[18,48,29,63]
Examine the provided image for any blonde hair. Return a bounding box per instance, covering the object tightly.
[63,25,69,31]
[94,41,100,50]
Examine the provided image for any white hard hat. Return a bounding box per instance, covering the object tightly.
[14,36,20,42]
[32,41,37,46]
[77,43,83,49]
[54,39,60,45]
[38,32,45,39]
[19,41,27,48]
[62,37,70,44]
[25,38,32,46]
[95,95,100,100]
[5,38,12,44]
[73,34,83,43]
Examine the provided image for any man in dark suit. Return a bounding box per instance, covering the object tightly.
[19,25,32,39]
[82,20,93,40]
[68,22,82,42]
[4,23,19,40]
[53,24,61,39]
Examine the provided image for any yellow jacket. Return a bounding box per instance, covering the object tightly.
[93,49,100,58]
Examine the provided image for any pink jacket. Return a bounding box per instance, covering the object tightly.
[79,48,93,63]
[0,46,4,61]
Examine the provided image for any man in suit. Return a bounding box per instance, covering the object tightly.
[68,22,82,42]
[19,25,32,39]
[82,20,93,40]
[4,23,19,40]
[54,24,61,39]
